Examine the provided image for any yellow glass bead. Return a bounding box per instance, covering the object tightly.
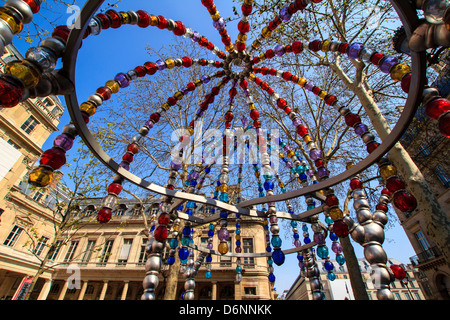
[319,91,328,99]
[119,12,130,24]
[149,15,159,26]
[238,33,247,42]
[261,27,272,38]
[303,135,312,144]
[321,40,331,52]
[194,79,202,87]
[248,103,256,110]
[244,0,253,5]
[235,234,241,241]
[218,242,229,254]
[28,167,53,187]
[279,152,284,159]
[174,91,184,100]
[80,101,96,116]
[210,12,220,21]
[329,207,344,220]
[390,64,411,81]
[317,189,326,196]
[296,177,302,183]
[187,127,194,136]
[165,58,175,69]
[225,44,235,53]
[197,183,203,189]
[254,171,260,178]
[278,182,285,188]
[215,186,220,192]
[248,74,256,82]
[297,78,307,87]
[287,150,295,158]
[161,103,170,111]
[346,162,355,170]
[380,164,397,180]
[105,80,120,93]
[150,215,156,222]
[219,184,228,192]
[173,224,180,231]
[258,53,266,61]
[4,60,41,88]
[251,40,261,50]
[0,8,23,34]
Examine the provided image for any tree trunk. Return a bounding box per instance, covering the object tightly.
[340,236,369,300]
[163,254,182,300]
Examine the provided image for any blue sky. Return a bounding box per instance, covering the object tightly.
[8,0,417,295]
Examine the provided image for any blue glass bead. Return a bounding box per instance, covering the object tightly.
[268,273,276,283]
[258,187,264,192]
[183,227,191,236]
[205,271,212,279]
[327,272,336,281]
[181,237,190,246]
[236,266,242,273]
[330,232,338,241]
[236,240,241,247]
[190,180,197,186]
[167,256,175,265]
[236,197,241,203]
[307,204,315,210]
[296,165,305,174]
[267,258,273,265]
[291,221,297,227]
[272,249,285,266]
[347,42,364,59]
[264,225,269,230]
[302,225,308,232]
[271,235,282,248]
[169,239,178,248]
[288,209,294,214]
[205,167,210,174]
[186,201,195,208]
[181,292,185,300]
[219,193,229,202]
[185,209,193,216]
[210,208,215,213]
[236,229,241,235]
[324,261,334,271]
[263,173,273,180]
[259,192,265,197]
[304,237,311,244]
[236,223,241,229]
[299,173,307,181]
[264,180,274,190]
[281,187,287,193]
[220,211,228,218]
[236,214,241,218]
[336,254,346,265]
[326,216,334,225]
[316,245,329,259]
[178,248,189,260]
[208,230,214,237]
[293,233,299,239]
[206,255,212,263]
[150,225,155,232]
[177,205,184,211]
[213,191,220,197]
[266,246,272,252]
[114,72,131,88]
[216,180,221,186]
[297,254,303,261]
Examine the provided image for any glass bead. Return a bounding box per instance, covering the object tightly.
[366,141,379,154]
[274,44,285,56]
[218,242,229,254]
[333,219,349,237]
[347,42,364,59]
[272,249,285,266]
[401,72,411,93]
[105,10,122,28]
[425,98,450,120]
[336,254,345,265]
[205,271,212,279]
[344,113,361,127]
[40,147,66,170]
[329,232,338,241]
[95,13,110,29]
[313,232,325,244]
[331,241,343,254]
[179,247,190,260]
[5,60,40,88]
[96,87,112,100]
[324,261,334,271]
[24,0,40,13]
[0,8,23,34]
[379,56,399,73]
[268,273,276,282]
[154,226,168,241]
[393,190,417,212]
[354,123,369,136]
[97,207,112,223]
[80,101,96,116]
[25,46,56,71]
[439,111,450,137]
[0,75,23,108]
[53,134,73,152]
[329,207,343,220]
[28,166,53,187]
[379,164,397,180]
[423,0,450,23]
[114,73,131,88]
[350,178,363,190]
[165,58,175,69]
[390,63,411,81]
[327,272,336,281]
[309,148,322,160]
[167,256,175,265]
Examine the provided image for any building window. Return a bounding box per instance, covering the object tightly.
[99,239,114,264]
[3,225,24,247]
[394,292,401,300]
[116,208,125,216]
[32,191,43,202]
[34,236,49,256]
[138,238,148,264]
[64,240,79,262]
[244,287,256,295]
[434,165,450,188]
[418,144,431,156]
[243,238,254,267]
[413,291,421,300]
[414,231,431,251]
[48,240,63,261]
[20,116,39,134]
[81,240,96,263]
[6,139,20,150]
[404,292,412,300]
[200,237,208,248]
[118,238,133,265]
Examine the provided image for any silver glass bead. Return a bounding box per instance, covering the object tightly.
[310,278,321,291]
[145,255,162,271]
[353,198,370,211]
[40,37,66,57]
[142,274,159,290]
[141,291,155,300]
[102,194,117,209]
[127,10,139,25]
[62,123,78,137]
[372,210,388,226]
[376,288,394,300]
[151,239,165,253]
[5,0,34,24]
[364,244,387,264]
[361,132,375,144]
[87,94,103,107]
[350,224,365,244]
[352,188,366,200]
[184,279,195,291]
[356,208,373,224]
[363,222,385,244]
[184,291,195,300]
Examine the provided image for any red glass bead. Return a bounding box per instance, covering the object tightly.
[186,82,196,91]
[390,265,406,280]
[157,15,167,29]
[242,4,252,15]
[296,125,308,136]
[24,0,40,13]
[438,111,450,138]
[225,111,234,121]
[285,45,292,53]
[167,96,177,106]
[366,141,379,154]
[350,178,363,190]
[201,0,214,7]
[97,207,112,223]
[240,80,248,89]
[265,49,275,59]
[370,52,384,65]
[375,203,388,212]
[269,68,277,75]
[312,86,321,95]
[199,37,209,47]
[333,219,349,237]
[400,72,411,93]
[105,10,122,28]
[127,143,139,154]
[260,67,269,75]
[40,147,66,170]
[136,10,150,28]
[166,185,175,190]
[325,194,339,207]
[253,119,261,128]
[81,112,89,124]
[199,59,207,66]
[52,25,71,43]
[324,95,337,106]
[309,40,321,52]
[277,98,287,109]
[134,65,147,77]
[173,21,186,36]
[144,62,158,75]
[260,82,269,91]
[214,61,222,68]
[122,152,134,163]
[254,77,262,85]
[229,87,237,97]
[381,188,391,197]
[0,76,23,108]
[386,177,405,193]
[267,87,275,95]
[425,98,450,120]
[291,75,299,83]
[250,109,259,120]
[268,21,277,31]
[338,43,349,54]
[315,159,324,168]
[238,21,250,33]
[96,13,110,29]
[225,121,231,128]
[236,42,246,52]
[282,72,292,81]
[96,87,112,100]
[150,112,161,123]
[107,182,123,195]
[222,35,231,45]
[253,57,260,64]
[393,190,417,212]
[158,213,170,225]
[211,87,220,95]
[284,106,292,114]
[295,0,306,10]
[179,56,192,68]
[344,113,361,127]
[218,51,227,59]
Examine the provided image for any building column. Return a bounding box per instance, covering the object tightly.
[58,281,69,300]
[121,281,129,300]
[234,281,241,300]
[211,281,217,300]
[37,279,52,300]
[78,280,88,300]
[99,280,108,300]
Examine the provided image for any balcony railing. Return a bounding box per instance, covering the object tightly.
[409,246,442,266]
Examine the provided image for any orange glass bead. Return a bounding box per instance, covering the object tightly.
[329,207,344,220]
[80,101,97,116]
[4,60,41,88]
[218,242,229,254]
[390,64,411,81]
[105,80,120,93]
[380,164,397,180]
[0,8,23,34]
[28,166,53,187]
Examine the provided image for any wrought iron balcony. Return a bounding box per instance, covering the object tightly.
[409,246,442,266]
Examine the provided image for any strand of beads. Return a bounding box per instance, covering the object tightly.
[235,0,253,53]
[302,247,325,300]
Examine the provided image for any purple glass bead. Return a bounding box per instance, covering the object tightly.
[243,88,250,96]
[331,241,343,254]
[241,116,248,127]
[171,158,182,170]
[181,86,190,95]
[228,97,235,105]
[270,216,278,224]
[309,148,322,160]
[156,59,166,71]
[286,161,293,168]
[201,75,211,84]
[306,169,314,177]
[313,232,326,244]
[192,31,201,42]
[347,43,364,59]
[274,44,285,56]
[298,261,305,269]
[279,7,292,21]
[53,134,74,151]
[207,243,213,249]
[235,247,242,253]
[294,239,301,247]
[144,120,154,129]
[213,17,226,31]
[379,56,399,73]
[354,123,369,136]
[191,171,200,179]
[119,161,130,170]
[317,167,329,178]
[292,118,302,127]
[196,109,204,117]
[218,228,230,241]
[305,81,314,91]
[114,72,131,88]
